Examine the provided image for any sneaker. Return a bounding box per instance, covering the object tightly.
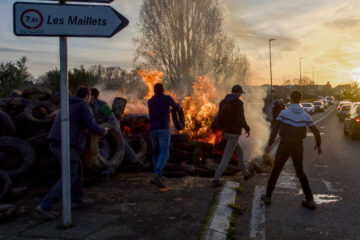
[261,195,271,206]
[36,205,58,220]
[72,199,97,210]
[150,175,166,188]
[302,199,316,210]
[212,180,222,188]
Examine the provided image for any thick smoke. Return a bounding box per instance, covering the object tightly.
[239,86,270,161]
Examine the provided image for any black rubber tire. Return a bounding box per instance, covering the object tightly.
[10,185,28,200]
[0,204,17,222]
[171,107,185,130]
[126,135,148,161]
[0,111,16,137]
[21,87,52,101]
[169,148,192,163]
[170,134,190,142]
[193,147,207,167]
[1,98,32,118]
[19,101,56,125]
[0,136,36,177]
[0,172,11,201]
[344,126,349,136]
[83,123,126,172]
[9,90,22,98]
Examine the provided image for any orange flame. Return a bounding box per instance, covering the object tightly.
[138,69,178,101]
[181,76,219,142]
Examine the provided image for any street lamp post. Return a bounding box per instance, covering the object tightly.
[269,38,275,102]
[299,57,303,93]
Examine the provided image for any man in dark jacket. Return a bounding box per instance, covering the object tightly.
[36,86,109,219]
[148,83,180,188]
[262,90,322,209]
[213,85,252,187]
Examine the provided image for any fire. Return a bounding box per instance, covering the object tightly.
[138,69,163,100]
[138,69,179,101]
[181,76,219,143]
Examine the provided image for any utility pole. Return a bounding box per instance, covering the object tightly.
[312,67,315,85]
[299,57,303,94]
[269,38,275,103]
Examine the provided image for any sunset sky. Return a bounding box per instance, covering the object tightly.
[1,0,360,86]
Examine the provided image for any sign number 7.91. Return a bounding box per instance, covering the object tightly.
[20,9,43,29]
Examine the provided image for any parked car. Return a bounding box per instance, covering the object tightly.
[344,105,360,139]
[301,102,315,115]
[338,105,351,121]
[313,101,325,112]
[337,101,351,114]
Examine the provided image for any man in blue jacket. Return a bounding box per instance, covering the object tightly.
[213,85,252,187]
[36,86,109,219]
[262,90,322,209]
[148,83,180,188]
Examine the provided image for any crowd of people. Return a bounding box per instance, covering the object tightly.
[35,84,322,219]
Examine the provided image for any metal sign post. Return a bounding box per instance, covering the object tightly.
[59,35,71,226]
[13,0,129,227]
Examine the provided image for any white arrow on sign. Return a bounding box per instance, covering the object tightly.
[13,2,129,37]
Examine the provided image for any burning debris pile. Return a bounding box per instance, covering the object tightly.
[0,69,268,217]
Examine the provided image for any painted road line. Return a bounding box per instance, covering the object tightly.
[277,172,298,190]
[204,181,239,240]
[313,194,342,204]
[322,178,342,192]
[250,185,266,240]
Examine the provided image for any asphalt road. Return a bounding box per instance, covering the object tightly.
[236,108,360,240]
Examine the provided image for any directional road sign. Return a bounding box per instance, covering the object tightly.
[13,2,129,37]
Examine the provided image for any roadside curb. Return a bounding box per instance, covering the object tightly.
[203,181,239,240]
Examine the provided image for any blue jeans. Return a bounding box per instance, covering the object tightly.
[149,129,170,175]
[40,142,83,211]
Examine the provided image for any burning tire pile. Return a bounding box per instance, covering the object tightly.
[0,85,244,221]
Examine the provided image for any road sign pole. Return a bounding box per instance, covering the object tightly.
[59,0,71,227]
[60,35,71,227]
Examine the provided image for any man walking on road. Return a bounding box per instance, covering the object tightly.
[262,90,322,209]
[148,83,180,188]
[36,86,109,219]
[213,84,252,187]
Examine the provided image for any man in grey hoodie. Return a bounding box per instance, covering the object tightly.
[213,85,252,187]
[262,90,322,209]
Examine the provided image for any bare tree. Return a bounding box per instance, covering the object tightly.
[135,0,249,96]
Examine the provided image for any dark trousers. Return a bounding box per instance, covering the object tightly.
[266,141,313,201]
[40,142,83,210]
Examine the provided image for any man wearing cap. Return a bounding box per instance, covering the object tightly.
[213,85,252,187]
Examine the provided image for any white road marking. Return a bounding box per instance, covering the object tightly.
[314,164,329,168]
[322,178,342,192]
[307,132,325,137]
[277,173,298,189]
[313,194,342,204]
[250,185,266,240]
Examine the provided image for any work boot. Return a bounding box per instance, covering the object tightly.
[36,205,59,220]
[72,199,97,210]
[302,199,316,210]
[261,195,271,206]
[150,174,166,188]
